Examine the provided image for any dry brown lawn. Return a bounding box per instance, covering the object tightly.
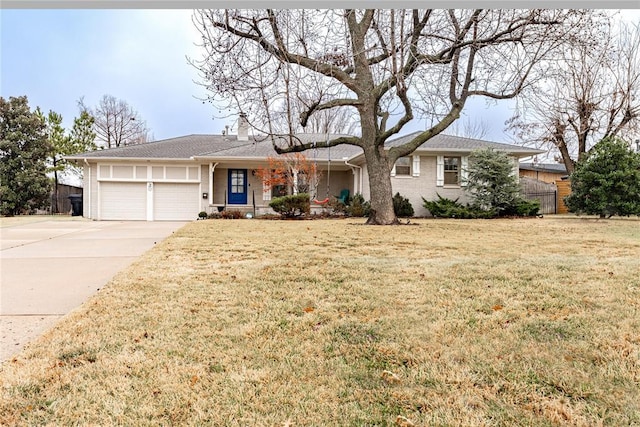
[1,217,639,426]
[0,215,89,228]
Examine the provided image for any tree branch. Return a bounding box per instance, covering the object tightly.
[270,135,361,154]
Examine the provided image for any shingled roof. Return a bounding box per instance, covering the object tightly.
[387,131,543,155]
[67,131,542,161]
[66,134,245,160]
[67,133,364,161]
[195,134,363,161]
[519,162,568,173]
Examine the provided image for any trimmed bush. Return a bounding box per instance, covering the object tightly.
[423,194,539,218]
[346,193,371,217]
[505,198,540,217]
[328,197,348,215]
[422,195,493,219]
[220,209,244,219]
[392,192,414,217]
[269,193,311,218]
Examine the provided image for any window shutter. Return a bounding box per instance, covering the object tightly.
[263,181,271,201]
[390,163,396,177]
[460,156,469,186]
[436,155,444,186]
[412,155,420,177]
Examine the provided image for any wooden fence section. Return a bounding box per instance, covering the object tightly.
[50,184,83,214]
[556,180,572,214]
[520,177,557,214]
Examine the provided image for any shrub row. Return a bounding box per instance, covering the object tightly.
[199,210,246,219]
[422,194,539,219]
[200,191,539,221]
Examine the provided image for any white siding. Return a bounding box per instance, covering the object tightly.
[391,156,471,217]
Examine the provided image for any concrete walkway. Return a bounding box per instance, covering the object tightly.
[0,217,187,361]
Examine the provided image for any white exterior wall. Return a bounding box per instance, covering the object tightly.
[200,164,210,212]
[212,167,227,206]
[361,156,470,217]
[392,156,470,217]
[82,163,99,219]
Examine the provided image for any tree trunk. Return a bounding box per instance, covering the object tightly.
[363,146,399,225]
[556,140,575,175]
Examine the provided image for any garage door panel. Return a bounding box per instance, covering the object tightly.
[101,182,146,220]
[154,184,199,221]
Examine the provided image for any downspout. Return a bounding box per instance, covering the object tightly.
[209,162,219,206]
[344,159,362,195]
[84,159,91,219]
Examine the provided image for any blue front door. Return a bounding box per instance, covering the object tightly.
[228,169,247,204]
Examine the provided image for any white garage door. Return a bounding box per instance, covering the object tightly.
[100,182,147,220]
[153,183,200,221]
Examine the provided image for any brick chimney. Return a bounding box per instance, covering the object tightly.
[238,113,249,141]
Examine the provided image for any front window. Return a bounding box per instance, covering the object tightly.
[272,184,288,197]
[444,156,461,185]
[395,157,411,175]
[270,169,289,197]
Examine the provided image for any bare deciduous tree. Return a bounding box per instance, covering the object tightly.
[191,9,594,224]
[507,19,640,174]
[82,95,151,149]
[446,115,492,140]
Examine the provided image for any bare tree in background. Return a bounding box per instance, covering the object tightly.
[446,115,491,140]
[191,9,595,224]
[270,97,360,135]
[507,19,640,174]
[81,95,151,149]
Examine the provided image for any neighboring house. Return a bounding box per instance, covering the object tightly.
[519,162,568,184]
[67,116,542,221]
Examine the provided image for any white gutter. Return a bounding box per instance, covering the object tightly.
[84,159,91,219]
[344,159,363,195]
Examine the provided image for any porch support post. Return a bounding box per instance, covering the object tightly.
[209,162,218,206]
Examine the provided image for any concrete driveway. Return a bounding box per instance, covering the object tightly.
[0,217,187,361]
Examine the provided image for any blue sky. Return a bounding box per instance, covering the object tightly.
[2,9,638,143]
[1,9,215,140]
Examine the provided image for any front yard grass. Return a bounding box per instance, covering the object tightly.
[1,217,639,426]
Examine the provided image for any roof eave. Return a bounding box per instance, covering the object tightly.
[413,147,544,156]
[65,156,198,162]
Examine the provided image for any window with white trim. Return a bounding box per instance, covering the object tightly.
[395,157,411,175]
[444,156,461,185]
